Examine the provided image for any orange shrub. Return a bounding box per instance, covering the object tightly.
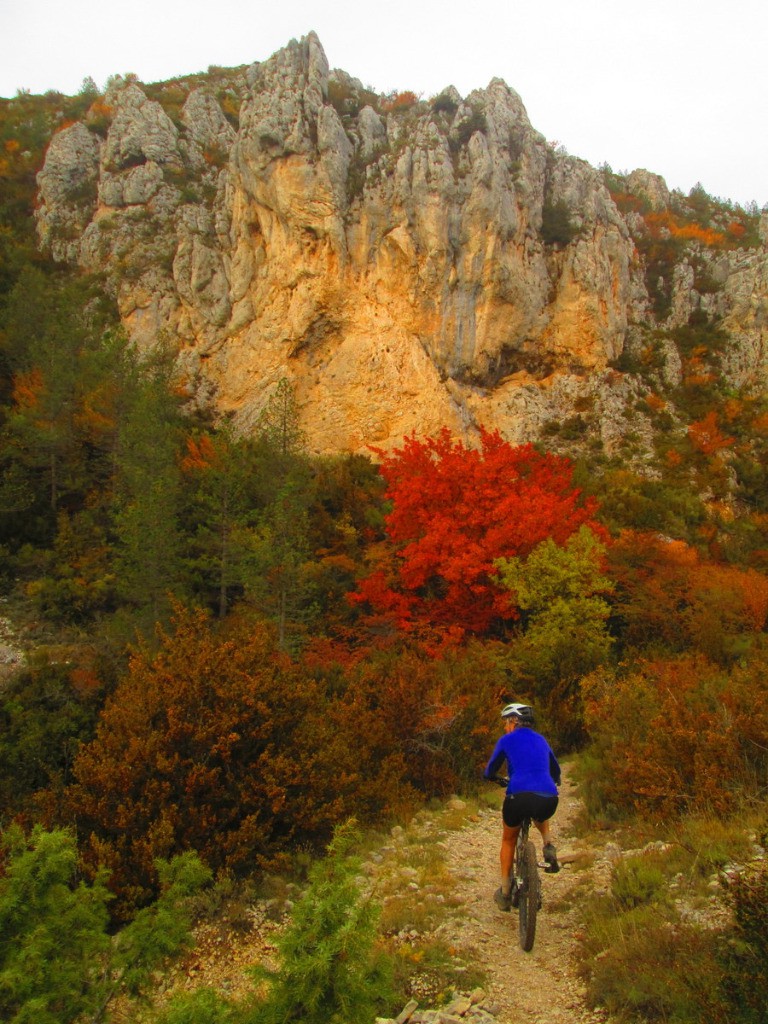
[66,607,355,918]
[721,397,744,423]
[607,531,768,663]
[643,210,725,247]
[381,90,419,112]
[582,652,768,818]
[63,605,505,919]
[608,191,644,216]
[644,392,667,412]
[674,222,725,246]
[335,641,503,800]
[688,410,734,456]
[180,433,217,472]
[12,368,44,409]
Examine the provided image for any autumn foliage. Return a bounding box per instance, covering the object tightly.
[688,411,734,456]
[607,530,768,662]
[351,428,601,639]
[644,210,726,248]
[66,608,340,916]
[581,529,768,820]
[581,652,768,818]
[6,83,768,984]
[381,90,419,112]
[63,605,505,917]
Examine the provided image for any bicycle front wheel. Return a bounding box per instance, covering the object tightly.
[518,839,540,951]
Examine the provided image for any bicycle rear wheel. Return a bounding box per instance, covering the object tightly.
[518,839,540,951]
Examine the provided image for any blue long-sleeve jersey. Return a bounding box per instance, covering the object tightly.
[483,727,560,796]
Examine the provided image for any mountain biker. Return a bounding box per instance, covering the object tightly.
[484,702,561,911]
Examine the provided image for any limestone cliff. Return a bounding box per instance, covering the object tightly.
[35,34,768,455]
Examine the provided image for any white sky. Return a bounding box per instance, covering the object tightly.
[2,0,766,207]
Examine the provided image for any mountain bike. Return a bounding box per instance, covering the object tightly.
[511,814,541,951]
[493,776,543,952]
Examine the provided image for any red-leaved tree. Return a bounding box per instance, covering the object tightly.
[350,427,601,638]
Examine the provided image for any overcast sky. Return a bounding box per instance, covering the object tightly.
[2,0,766,207]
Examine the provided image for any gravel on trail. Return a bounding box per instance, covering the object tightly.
[437,769,610,1024]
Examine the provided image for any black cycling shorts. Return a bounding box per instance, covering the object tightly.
[502,791,559,828]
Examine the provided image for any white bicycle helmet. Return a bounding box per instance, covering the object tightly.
[501,702,534,724]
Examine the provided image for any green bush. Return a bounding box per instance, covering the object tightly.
[0,826,110,1024]
[582,902,726,1023]
[153,988,239,1024]
[720,861,768,1022]
[0,826,210,1024]
[431,91,459,116]
[452,107,486,149]
[0,659,105,822]
[541,197,577,246]
[247,821,395,1024]
[611,856,666,909]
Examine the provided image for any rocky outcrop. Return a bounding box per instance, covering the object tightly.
[37,122,101,263]
[666,246,768,386]
[35,33,768,455]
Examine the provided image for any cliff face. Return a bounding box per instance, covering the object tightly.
[35,33,768,454]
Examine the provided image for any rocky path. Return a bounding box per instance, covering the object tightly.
[436,769,609,1024]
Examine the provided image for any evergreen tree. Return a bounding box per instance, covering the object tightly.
[244,378,316,649]
[248,820,394,1024]
[152,987,238,1024]
[0,826,110,1024]
[256,376,306,462]
[0,825,210,1024]
[0,267,120,571]
[244,479,314,650]
[0,660,103,822]
[180,424,259,618]
[111,342,186,632]
[0,268,115,534]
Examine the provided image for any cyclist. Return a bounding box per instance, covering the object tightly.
[484,702,560,911]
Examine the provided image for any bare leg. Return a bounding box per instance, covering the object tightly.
[500,823,519,894]
[535,819,560,871]
[534,819,552,845]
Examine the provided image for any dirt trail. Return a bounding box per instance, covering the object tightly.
[439,769,609,1024]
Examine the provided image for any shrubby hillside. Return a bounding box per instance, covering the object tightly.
[0,34,767,1024]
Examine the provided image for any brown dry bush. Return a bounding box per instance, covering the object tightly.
[580,650,768,819]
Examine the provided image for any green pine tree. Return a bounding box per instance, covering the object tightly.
[256,377,306,463]
[243,377,316,649]
[112,341,186,632]
[0,825,110,1024]
[0,825,210,1024]
[0,267,116,530]
[247,820,395,1024]
[181,424,260,618]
